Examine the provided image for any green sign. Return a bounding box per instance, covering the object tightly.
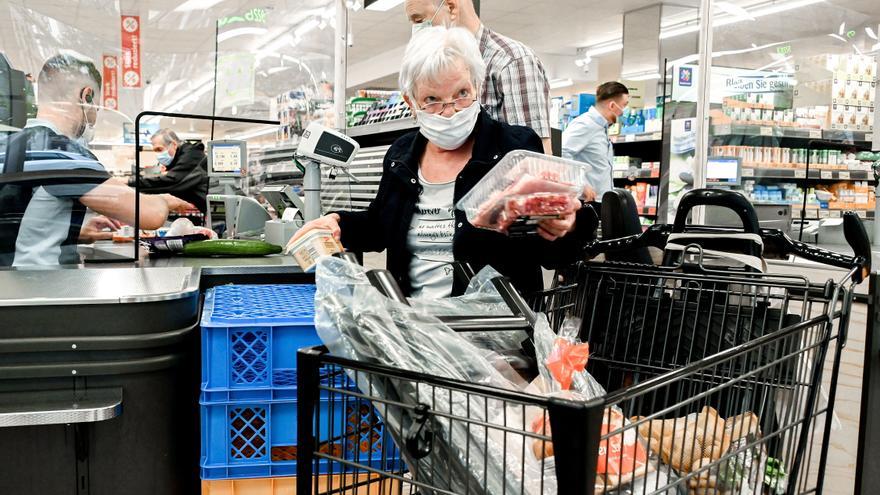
[776,45,791,56]
[219,8,267,28]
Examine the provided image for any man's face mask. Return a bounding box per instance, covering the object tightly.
[76,87,98,145]
[411,0,446,37]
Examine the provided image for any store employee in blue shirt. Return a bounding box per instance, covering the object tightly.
[561,82,630,199]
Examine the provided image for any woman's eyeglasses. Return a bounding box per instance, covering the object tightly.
[419,97,476,115]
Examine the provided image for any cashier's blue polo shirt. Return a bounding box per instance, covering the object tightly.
[0,120,110,266]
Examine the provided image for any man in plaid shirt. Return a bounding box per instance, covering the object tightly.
[406,0,553,154]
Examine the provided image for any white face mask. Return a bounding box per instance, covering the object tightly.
[411,0,446,38]
[77,124,95,147]
[415,101,480,150]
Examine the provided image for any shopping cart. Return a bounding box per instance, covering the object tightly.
[296,189,871,495]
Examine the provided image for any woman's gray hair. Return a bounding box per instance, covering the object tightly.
[399,26,486,101]
[151,128,181,147]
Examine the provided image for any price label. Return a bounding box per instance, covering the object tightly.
[829,210,842,218]
[651,132,662,140]
[742,168,754,177]
[809,129,822,139]
[867,133,874,141]
[716,124,732,134]
[613,171,625,178]
[819,210,831,218]
[794,170,807,178]
[839,171,850,179]
[857,210,867,218]
[821,170,833,179]
[760,126,773,136]
[625,134,635,142]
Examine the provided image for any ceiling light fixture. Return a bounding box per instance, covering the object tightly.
[364,0,405,11]
[715,2,755,21]
[549,78,574,89]
[866,27,878,40]
[828,33,847,42]
[217,27,269,43]
[583,0,825,56]
[625,72,663,81]
[174,0,224,12]
[295,18,320,39]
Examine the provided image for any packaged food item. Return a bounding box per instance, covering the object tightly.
[287,229,344,272]
[112,225,135,243]
[634,406,731,473]
[456,150,587,236]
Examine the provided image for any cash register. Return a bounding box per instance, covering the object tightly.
[205,139,270,239]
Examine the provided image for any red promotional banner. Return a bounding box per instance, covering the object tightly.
[120,15,141,88]
[102,55,118,110]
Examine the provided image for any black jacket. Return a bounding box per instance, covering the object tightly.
[134,142,209,213]
[336,110,597,297]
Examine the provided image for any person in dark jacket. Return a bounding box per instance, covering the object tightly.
[287,26,596,298]
[133,128,209,214]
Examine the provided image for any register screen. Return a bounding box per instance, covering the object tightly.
[706,157,740,185]
[211,144,242,175]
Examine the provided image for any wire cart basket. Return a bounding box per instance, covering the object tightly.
[296,190,872,495]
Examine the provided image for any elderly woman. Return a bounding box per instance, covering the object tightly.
[288,26,596,298]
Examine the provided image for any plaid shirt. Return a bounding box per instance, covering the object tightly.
[477,25,551,138]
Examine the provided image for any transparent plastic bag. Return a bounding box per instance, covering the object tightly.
[408,265,512,317]
[409,265,527,354]
[455,150,587,234]
[314,256,557,494]
[534,315,606,398]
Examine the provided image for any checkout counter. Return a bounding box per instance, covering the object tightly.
[0,124,357,493]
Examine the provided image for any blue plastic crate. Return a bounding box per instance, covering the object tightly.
[201,284,323,402]
[200,397,394,480]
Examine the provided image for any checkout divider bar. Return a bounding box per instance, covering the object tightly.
[132,111,280,262]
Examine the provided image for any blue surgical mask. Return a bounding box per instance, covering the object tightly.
[411,0,446,37]
[157,151,173,166]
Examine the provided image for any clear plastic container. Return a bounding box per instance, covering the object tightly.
[455,150,588,234]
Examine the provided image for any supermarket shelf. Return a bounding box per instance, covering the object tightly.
[345,119,417,137]
[609,132,663,144]
[741,167,874,181]
[712,124,873,143]
[752,202,875,220]
[613,169,661,180]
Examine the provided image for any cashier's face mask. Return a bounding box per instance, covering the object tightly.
[75,88,97,146]
[415,100,479,151]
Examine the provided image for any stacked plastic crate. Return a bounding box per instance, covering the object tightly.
[199,284,391,493]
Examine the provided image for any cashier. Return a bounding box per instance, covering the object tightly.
[0,52,192,266]
[287,26,596,298]
[130,128,209,214]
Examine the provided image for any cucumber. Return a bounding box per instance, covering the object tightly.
[182,239,283,257]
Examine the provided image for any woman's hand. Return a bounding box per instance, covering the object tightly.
[537,198,581,242]
[285,213,342,252]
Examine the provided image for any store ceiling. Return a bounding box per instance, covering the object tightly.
[0,0,877,123]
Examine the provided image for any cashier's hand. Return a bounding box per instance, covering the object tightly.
[79,216,123,243]
[160,194,196,212]
[537,198,581,242]
[286,213,342,252]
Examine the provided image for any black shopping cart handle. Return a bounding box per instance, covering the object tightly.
[673,189,760,234]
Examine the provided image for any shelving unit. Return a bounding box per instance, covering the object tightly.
[712,123,873,143]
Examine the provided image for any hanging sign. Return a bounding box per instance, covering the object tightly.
[120,15,142,88]
[102,55,118,110]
